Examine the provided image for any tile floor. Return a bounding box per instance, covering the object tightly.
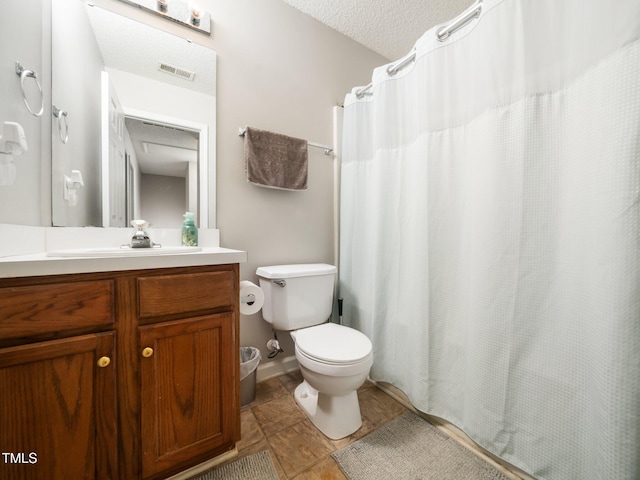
[222,371,408,479]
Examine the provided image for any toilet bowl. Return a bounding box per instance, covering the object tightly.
[256,264,373,440]
[291,322,373,439]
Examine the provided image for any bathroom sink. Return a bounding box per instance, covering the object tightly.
[46,246,203,258]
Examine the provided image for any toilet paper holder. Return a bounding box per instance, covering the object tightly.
[239,280,264,315]
[241,294,256,305]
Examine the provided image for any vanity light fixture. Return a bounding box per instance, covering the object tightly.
[117,0,211,35]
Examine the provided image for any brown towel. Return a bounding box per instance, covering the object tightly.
[244,127,308,191]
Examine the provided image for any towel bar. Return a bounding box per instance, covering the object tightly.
[238,127,333,155]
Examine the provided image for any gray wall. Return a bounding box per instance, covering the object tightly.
[140,173,185,228]
[210,0,385,361]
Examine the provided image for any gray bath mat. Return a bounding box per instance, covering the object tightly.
[189,450,279,480]
[332,412,511,480]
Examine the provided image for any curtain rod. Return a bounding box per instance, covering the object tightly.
[238,127,334,155]
[355,0,483,99]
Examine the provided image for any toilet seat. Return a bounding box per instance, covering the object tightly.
[294,323,372,364]
[292,323,373,376]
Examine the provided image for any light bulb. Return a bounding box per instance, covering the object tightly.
[157,0,170,12]
[189,2,202,25]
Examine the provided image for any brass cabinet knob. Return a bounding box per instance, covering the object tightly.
[97,356,111,368]
[142,347,154,358]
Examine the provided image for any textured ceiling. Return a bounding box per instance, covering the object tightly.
[86,5,216,95]
[281,0,475,60]
[85,5,211,177]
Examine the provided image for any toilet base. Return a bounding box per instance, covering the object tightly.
[294,380,363,440]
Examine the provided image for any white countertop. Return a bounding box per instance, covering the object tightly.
[0,247,247,279]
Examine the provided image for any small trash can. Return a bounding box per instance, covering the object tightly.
[240,346,261,406]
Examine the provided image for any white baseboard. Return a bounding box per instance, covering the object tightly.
[256,355,299,383]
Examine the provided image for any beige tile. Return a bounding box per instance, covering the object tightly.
[268,419,336,478]
[253,377,290,405]
[265,446,288,480]
[358,379,376,392]
[234,438,270,461]
[210,383,412,480]
[253,394,306,437]
[237,406,265,451]
[358,385,407,428]
[279,370,304,393]
[292,456,348,480]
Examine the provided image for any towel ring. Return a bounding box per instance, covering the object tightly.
[53,106,69,144]
[16,62,44,117]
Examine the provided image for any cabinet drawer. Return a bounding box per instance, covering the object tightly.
[0,280,114,339]
[138,270,235,318]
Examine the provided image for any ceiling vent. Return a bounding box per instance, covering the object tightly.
[157,62,195,81]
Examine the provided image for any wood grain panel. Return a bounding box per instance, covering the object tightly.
[137,271,233,319]
[138,314,235,479]
[0,333,117,480]
[0,281,114,339]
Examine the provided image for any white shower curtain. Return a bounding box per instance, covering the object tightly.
[339,1,640,478]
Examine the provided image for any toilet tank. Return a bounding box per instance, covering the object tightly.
[256,264,337,331]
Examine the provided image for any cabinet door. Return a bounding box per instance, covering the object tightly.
[0,333,117,480]
[139,314,236,479]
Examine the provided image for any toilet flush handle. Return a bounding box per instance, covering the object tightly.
[272,279,286,288]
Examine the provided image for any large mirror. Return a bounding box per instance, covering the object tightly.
[0,0,216,228]
[53,1,216,228]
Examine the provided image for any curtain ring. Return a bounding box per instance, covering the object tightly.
[15,62,44,117]
[436,2,483,42]
[52,106,69,144]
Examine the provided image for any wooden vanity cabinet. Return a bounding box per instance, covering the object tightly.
[134,267,240,480]
[0,277,118,480]
[0,264,240,480]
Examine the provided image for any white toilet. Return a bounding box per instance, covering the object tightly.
[256,263,373,440]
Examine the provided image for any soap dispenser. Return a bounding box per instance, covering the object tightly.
[181,212,198,246]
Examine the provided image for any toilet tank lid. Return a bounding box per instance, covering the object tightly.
[256,263,337,279]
